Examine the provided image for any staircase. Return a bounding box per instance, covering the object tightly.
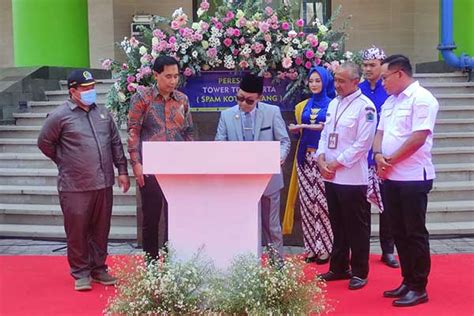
[0,79,137,240]
[0,73,473,240]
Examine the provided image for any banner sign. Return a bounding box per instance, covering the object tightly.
[180,71,300,112]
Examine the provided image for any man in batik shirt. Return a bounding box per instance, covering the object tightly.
[127,56,194,259]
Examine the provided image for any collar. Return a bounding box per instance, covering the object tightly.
[153,84,179,101]
[399,80,419,98]
[67,99,96,111]
[338,89,361,103]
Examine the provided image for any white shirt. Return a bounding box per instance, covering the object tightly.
[316,89,377,185]
[378,81,439,181]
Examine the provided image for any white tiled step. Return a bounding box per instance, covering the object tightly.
[432,147,474,163]
[424,82,474,94]
[0,185,136,205]
[429,180,474,201]
[0,224,136,240]
[435,118,474,132]
[371,221,474,236]
[433,132,474,147]
[0,203,136,226]
[434,163,474,181]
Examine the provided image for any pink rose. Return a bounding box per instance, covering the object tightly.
[207,47,218,58]
[258,21,270,33]
[101,59,112,70]
[239,60,249,69]
[153,29,166,39]
[168,36,177,44]
[314,57,321,65]
[264,34,272,43]
[281,22,290,31]
[200,22,210,31]
[121,63,128,70]
[310,39,319,47]
[127,76,135,83]
[265,6,273,16]
[171,20,180,30]
[226,28,235,37]
[129,37,139,48]
[282,57,292,69]
[226,11,235,19]
[239,37,246,45]
[233,29,241,37]
[223,38,233,47]
[200,0,210,10]
[296,19,304,28]
[305,61,312,69]
[127,83,136,92]
[305,50,315,59]
[295,57,303,65]
[233,49,240,56]
[215,22,223,30]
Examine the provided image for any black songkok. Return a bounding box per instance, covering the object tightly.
[239,73,264,94]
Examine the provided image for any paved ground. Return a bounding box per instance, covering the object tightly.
[0,236,473,256]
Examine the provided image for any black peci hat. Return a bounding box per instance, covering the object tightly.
[239,73,264,94]
[67,70,95,89]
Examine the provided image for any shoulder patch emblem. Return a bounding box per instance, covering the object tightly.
[366,112,375,122]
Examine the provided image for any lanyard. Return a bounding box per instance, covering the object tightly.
[333,91,362,132]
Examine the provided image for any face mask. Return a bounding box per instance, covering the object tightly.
[80,89,97,106]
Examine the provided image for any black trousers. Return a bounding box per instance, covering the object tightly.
[325,182,371,279]
[379,183,395,254]
[140,175,168,259]
[59,187,113,279]
[382,179,432,291]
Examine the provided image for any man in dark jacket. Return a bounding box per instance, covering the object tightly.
[38,70,130,291]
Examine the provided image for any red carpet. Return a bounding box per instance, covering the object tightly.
[1,254,473,315]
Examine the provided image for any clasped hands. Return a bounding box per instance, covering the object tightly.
[317,156,341,180]
[375,154,393,180]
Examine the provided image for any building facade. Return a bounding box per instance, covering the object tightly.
[0,0,473,69]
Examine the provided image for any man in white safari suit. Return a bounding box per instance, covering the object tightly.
[215,73,291,258]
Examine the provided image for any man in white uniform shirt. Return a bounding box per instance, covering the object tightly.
[373,54,438,307]
[316,62,377,290]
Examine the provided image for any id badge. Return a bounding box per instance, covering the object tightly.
[328,132,338,149]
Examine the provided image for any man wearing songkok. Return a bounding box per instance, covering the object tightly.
[215,73,290,260]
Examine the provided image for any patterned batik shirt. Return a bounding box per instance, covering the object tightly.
[127,85,194,166]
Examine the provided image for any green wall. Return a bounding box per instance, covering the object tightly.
[453,0,474,55]
[12,0,89,67]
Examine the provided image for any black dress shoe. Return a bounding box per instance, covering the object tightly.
[315,254,330,265]
[318,270,352,281]
[393,290,428,307]
[348,276,367,290]
[305,256,317,263]
[383,283,409,298]
[381,253,400,268]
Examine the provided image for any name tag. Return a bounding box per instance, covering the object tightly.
[328,132,338,149]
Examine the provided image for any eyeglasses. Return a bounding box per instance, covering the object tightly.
[381,70,400,81]
[236,95,257,105]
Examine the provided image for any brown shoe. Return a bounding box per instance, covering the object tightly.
[92,272,117,285]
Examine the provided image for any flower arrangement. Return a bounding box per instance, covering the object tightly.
[105,248,330,315]
[102,0,353,123]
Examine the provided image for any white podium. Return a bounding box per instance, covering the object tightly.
[142,141,280,269]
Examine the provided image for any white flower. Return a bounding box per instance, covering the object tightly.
[192,51,198,58]
[172,7,184,19]
[319,24,328,34]
[344,51,354,59]
[139,46,147,55]
[117,92,126,103]
[197,8,205,17]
